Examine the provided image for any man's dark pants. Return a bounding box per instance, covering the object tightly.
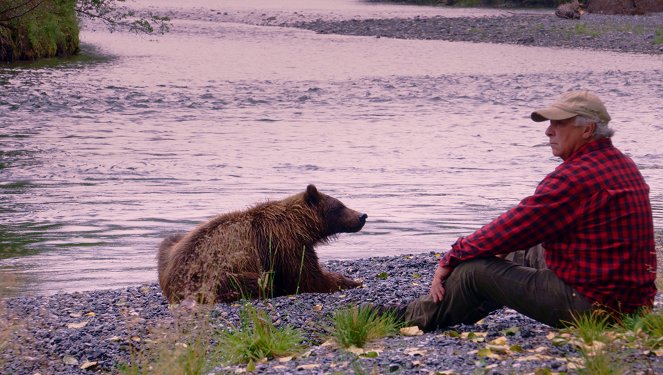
[404,245,593,331]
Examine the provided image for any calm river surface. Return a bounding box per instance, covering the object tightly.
[1,0,662,297]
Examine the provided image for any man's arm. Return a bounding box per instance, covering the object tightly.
[440,171,581,269]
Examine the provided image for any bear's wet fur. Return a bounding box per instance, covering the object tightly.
[157,184,367,303]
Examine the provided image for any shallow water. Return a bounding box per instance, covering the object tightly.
[1,0,662,297]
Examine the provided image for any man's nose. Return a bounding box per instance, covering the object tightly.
[545,123,554,136]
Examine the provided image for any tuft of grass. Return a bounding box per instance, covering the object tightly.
[563,308,663,374]
[619,309,663,351]
[295,245,306,295]
[331,305,401,349]
[567,310,611,346]
[654,29,663,45]
[578,349,624,375]
[564,310,618,373]
[0,301,12,369]
[0,276,33,371]
[455,0,484,6]
[117,305,213,375]
[573,23,600,38]
[215,303,304,364]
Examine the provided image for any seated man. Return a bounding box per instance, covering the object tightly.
[402,90,657,331]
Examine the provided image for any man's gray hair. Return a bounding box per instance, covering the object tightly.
[574,115,614,139]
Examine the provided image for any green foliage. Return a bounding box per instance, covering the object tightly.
[215,303,304,364]
[0,0,79,60]
[331,305,401,349]
[27,0,79,57]
[75,0,170,34]
[0,0,170,61]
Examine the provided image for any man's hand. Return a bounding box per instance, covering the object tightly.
[429,265,453,303]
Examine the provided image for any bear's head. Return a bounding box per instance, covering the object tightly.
[304,184,367,236]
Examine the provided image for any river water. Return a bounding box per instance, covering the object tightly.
[1,0,661,297]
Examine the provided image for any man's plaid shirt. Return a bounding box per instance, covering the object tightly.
[440,138,656,313]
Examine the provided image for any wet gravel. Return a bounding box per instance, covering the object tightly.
[289,12,663,55]
[2,240,661,374]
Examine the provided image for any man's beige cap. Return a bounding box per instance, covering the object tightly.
[531,90,611,124]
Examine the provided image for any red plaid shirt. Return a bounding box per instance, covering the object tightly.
[440,138,657,313]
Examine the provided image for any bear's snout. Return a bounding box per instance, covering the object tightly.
[349,213,368,232]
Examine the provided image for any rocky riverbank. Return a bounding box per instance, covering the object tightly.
[1,239,662,374]
[288,12,663,55]
[134,4,663,55]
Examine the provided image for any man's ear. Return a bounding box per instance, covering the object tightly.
[305,184,320,205]
[583,122,597,139]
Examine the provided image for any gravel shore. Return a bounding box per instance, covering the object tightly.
[289,12,663,55]
[2,241,662,374]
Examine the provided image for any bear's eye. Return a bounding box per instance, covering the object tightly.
[327,204,345,215]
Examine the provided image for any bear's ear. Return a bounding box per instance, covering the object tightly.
[305,184,320,205]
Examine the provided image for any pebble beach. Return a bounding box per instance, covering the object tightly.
[2,239,662,374]
[2,6,663,375]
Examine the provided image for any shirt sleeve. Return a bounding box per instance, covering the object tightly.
[440,171,582,268]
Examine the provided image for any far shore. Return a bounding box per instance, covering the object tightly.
[287,11,663,55]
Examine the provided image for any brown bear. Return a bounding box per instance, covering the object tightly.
[157,184,367,303]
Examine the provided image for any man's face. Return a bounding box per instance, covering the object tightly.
[545,117,591,160]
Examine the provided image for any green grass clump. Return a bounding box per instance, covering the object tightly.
[568,310,611,345]
[563,308,663,374]
[620,309,663,351]
[573,23,600,38]
[215,303,304,364]
[566,311,621,374]
[0,302,11,369]
[654,29,663,45]
[331,305,401,349]
[578,350,624,375]
[117,303,215,375]
[118,336,207,375]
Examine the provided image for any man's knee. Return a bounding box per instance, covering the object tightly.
[447,257,503,287]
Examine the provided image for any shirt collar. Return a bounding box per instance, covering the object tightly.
[565,138,613,163]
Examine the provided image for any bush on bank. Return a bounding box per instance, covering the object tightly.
[0,0,79,62]
[0,0,169,62]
